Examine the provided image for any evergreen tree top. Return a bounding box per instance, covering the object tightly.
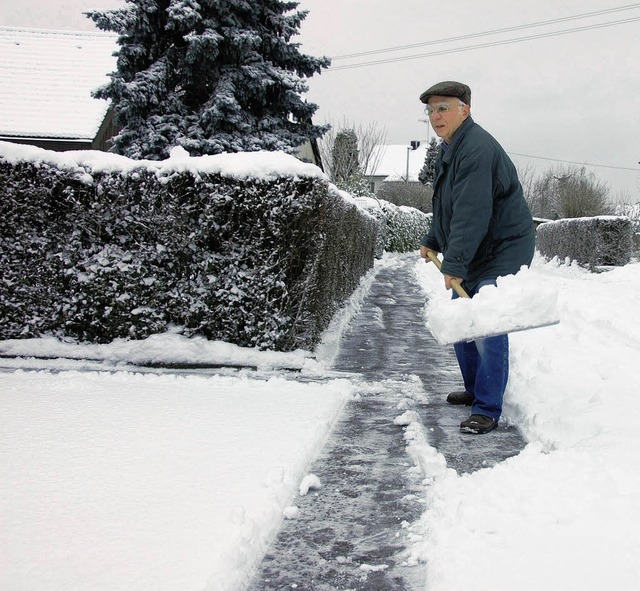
[88,0,330,160]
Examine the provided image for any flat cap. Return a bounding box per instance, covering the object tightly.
[419,81,471,105]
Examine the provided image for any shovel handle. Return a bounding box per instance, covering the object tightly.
[426,250,470,299]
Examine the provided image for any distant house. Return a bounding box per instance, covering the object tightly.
[364,143,428,193]
[0,26,118,152]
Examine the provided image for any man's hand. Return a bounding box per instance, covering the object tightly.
[420,245,438,262]
[420,248,464,291]
[444,275,464,291]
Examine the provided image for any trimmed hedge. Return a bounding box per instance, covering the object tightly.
[536,216,633,268]
[376,180,433,214]
[0,151,376,350]
[381,201,432,253]
[354,196,432,256]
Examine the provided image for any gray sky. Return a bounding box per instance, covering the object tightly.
[2,0,639,200]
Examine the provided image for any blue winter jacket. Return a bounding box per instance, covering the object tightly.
[422,116,535,292]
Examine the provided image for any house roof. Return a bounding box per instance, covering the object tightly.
[0,26,118,141]
[365,144,428,182]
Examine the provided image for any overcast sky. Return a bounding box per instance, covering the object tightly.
[1,0,638,200]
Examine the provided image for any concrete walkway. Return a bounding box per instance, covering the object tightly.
[248,254,526,590]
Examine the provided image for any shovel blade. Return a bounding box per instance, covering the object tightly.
[425,275,561,347]
[435,318,560,346]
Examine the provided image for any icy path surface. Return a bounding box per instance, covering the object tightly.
[248,254,526,590]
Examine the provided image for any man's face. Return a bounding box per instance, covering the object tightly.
[426,95,470,143]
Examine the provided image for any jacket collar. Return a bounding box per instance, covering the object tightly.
[441,115,475,165]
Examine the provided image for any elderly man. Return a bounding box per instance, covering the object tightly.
[419,81,535,434]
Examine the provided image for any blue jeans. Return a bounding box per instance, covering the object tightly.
[453,280,508,421]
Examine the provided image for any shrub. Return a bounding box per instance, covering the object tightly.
[381,201,432,252]
[376,180,433,213]
[0,146,376,350]
[524,165,613,219]
[354,196,432,255]
[536,216,633,268]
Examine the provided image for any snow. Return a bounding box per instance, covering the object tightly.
[0,139,327,182]
[405,253,640,590]
[0,333,316,371]
[298,474,322,496]
[421,263,561,345]
[0,370,352,591]
[2,250,640,590]
[0,27,118,139]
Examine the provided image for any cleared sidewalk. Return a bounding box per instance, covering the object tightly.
[248,254,525,590]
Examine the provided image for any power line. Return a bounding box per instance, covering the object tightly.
[508,152,640,172]
[331,3,640,60]
[328,16,640,71]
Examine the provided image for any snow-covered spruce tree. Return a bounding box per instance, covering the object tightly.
[88,0,330,159]
[418,137,439,186]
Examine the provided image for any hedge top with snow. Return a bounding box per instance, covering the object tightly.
[0,139,377,349]
[0,141,327,183]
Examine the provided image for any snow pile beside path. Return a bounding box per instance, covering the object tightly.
[0,140,326,182]
[411,255,640,591]
[0,370,352,591]
[0,333,316,371]
[418,261,560,345]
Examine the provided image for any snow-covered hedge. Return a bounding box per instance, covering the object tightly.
[381,201,432,252]
[0,143,376,350]
[615,202,640,256]
[536,216,633,268]
[354,196,432,256]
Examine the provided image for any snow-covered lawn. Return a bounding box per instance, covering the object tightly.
[0,370,352,591]
[1,253,640,590]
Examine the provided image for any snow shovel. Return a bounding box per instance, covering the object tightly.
[426,250,470,298]
[424,250,561,345]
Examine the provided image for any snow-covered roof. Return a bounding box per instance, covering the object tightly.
[0,27,118,140]
[365,144,428,182]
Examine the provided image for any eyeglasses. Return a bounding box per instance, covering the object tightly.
[424,101,465,116]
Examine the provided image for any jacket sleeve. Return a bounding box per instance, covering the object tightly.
[420,228,440,251]
[440,148,495,279]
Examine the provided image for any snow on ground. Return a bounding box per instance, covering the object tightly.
[0,370,353,591]
[2,252,640,590]
[0,251,381,591]
[0,332,317,371]
[408,253,640,591]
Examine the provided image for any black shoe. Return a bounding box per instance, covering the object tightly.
[460,414,498,434]
[446,390,474,406]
